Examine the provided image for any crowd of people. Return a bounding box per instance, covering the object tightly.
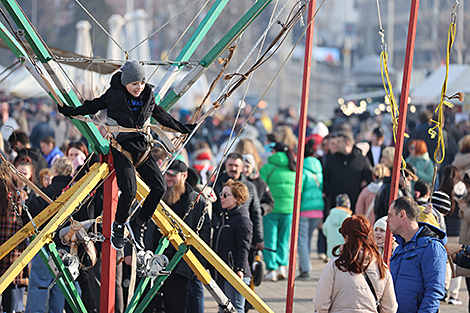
[1,61,470,312]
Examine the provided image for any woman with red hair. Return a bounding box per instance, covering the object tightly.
[313,215,397,312]
[405,139,434,185]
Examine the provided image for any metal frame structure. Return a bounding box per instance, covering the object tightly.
[0,163,109,312]
[0,0,277,312]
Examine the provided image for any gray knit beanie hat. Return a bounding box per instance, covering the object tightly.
[120,60,146,86]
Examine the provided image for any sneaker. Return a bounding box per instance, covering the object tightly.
[264,270,278,282]
[448,297,463,305]
[111,222,125,250]
[125,219,146,251]
[277,266,287,280]
[318,253,327,261]
[296,271,310,280]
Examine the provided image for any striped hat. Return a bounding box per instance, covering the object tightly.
[431,190,451,215]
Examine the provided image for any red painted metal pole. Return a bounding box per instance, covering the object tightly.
[383,0,420,265]
[285,1,316,312]
[100,153,118,313]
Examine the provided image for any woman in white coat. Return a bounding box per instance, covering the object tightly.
[313,215,397,312]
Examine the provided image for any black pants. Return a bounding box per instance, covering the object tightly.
[111,148,166,224]
[141,273,189,313]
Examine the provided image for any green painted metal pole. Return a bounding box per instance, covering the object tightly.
[159,0,273,110]
[154,0,230,105]
[0,22,27,59]
[134,244,190,313]
[38,244,87,313]
[125,237,170,313]
[1,0,50,61]
[0,0,109,154]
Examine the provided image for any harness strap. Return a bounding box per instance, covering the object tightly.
[109,135,134,165]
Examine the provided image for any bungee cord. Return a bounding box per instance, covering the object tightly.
[183,0,327,220]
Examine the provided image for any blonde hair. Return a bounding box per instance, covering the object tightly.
[373,164,391,180]
[235,138,263,169]
[273,125,297,150]
[381,147,395,165]
[459,135,470,153]
[52,157,73,176]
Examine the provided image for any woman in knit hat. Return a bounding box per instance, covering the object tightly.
[57,60,196,251]
[323,194,353,260]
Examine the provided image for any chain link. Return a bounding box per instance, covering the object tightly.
[7,192,23,229]
[161,206,186,240]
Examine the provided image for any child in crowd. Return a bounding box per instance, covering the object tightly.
[414,180,431,205]
[58,60,195,250]
[428,190,452,231]
[322,194,352,260]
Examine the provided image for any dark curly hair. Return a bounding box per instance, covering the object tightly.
[333,215,387,279]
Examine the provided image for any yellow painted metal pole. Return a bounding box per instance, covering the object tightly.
[135,177,274,313]
[0,163,109,294]
[0,163,106,261]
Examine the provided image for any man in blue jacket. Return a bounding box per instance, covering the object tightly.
[387,196,447,312]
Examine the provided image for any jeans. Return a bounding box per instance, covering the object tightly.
[317,228,326,254]
[25,253,65,313]
[187,275,204,313]
[217,277,251,313]
[297,217,320,273]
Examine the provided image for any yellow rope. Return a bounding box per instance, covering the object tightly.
[380,51,399,143]
[380,50,407,169]
[428,20,457,164]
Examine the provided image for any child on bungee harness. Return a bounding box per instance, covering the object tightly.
[58,60,196,251]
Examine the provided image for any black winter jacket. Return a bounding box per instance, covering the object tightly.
[248,174,275,216]
[59,72,192,154]
[324,146,372,212]
[211,171,263,245]
[27,175,72,217]
[213,205,253,278]
[27,175,72,247]
[373,176,412,221]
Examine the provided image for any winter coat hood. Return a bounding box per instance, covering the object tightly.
[367,180,383,193]
[453,152,470,176]
[267,151,290,168]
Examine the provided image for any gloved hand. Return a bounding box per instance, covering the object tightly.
[57,103,76,117]
[183,123,197,133]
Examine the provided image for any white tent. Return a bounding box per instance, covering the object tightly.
[0,65,49,98]
[410,64,470,105]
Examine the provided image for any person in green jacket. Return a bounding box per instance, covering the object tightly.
[297,140,324,279]
[405,139,434,186]
[260,142,296,281]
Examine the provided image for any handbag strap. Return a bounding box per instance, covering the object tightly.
[266,165,278,184]
[363,271,380,313]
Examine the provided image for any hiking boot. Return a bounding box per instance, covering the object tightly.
[126,219,146,251]
[111,222,125,250]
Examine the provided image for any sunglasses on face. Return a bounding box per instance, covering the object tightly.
[219,192,233,199]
